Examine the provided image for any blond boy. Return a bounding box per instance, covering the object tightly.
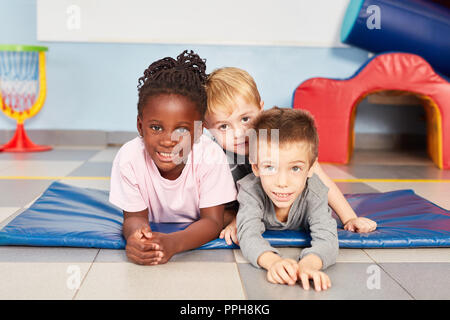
[204,67,377,245]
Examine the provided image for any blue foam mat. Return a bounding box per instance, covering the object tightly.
[0,181,449,249]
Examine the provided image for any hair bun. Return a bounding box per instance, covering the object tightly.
[175,50,208,84]
[138,50,207,90]
[137,50,208,118]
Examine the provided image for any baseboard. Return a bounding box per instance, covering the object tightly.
[0,130,427,150]
[0,129,138,147]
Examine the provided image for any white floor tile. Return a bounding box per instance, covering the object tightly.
[320,164,357,180]
[76,262,245,300]
[88,148,120,162]
[0,262,91,300]
[0,207,21,223]
[364,248,450,263]
[0,160,83,177]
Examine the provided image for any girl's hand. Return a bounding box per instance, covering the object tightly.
[344,217,377,233]
[297,263,331,292]
[143,232,177,265]
[219,218,239,245]
[125,226,163,265]
[267,258,298,286]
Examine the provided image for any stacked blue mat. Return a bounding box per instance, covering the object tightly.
[0,181,449,249]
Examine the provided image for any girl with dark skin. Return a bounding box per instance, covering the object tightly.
[122,51,233,265]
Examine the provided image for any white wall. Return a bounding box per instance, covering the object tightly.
[37,0,349,47]
[0,0,426,137]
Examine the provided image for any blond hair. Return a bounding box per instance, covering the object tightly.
[205,67,261,117]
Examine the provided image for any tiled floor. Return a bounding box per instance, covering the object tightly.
[0,147,449,300]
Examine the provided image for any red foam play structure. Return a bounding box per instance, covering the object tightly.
[292,52,450,169]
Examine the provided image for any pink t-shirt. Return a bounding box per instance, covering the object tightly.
[109,134,237,223]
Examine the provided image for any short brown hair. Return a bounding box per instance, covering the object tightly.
[205,67,261,117]
[250,107,319,166]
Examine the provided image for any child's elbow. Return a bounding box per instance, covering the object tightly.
[207,215,224,235]
[324,241,339,270]
[316,238,339,270]
[329,249,339,269]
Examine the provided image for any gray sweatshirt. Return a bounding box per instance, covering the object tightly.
[236,173,338,269]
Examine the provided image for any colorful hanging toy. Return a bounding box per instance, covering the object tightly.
[0,44,51,152]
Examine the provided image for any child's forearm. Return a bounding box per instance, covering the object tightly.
[327,184,357,224]
[167,216,223,254]
[122,210,150,240]
[312,163,357,224]
[257,251,282,270]
[223,208,237,227]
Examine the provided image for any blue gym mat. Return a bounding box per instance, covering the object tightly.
[0,181,449,249]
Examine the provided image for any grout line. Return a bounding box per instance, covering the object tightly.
[72,249,100,300]
[65,158,93,179]
[232,250,249,300]
[362,249,377,264]
[363,249,416,300]
[376,263,416,300]
[235,263,249,300]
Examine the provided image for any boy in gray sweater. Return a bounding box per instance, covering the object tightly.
[236,107,338,292]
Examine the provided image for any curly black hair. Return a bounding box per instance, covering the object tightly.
[137,50,208,119]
